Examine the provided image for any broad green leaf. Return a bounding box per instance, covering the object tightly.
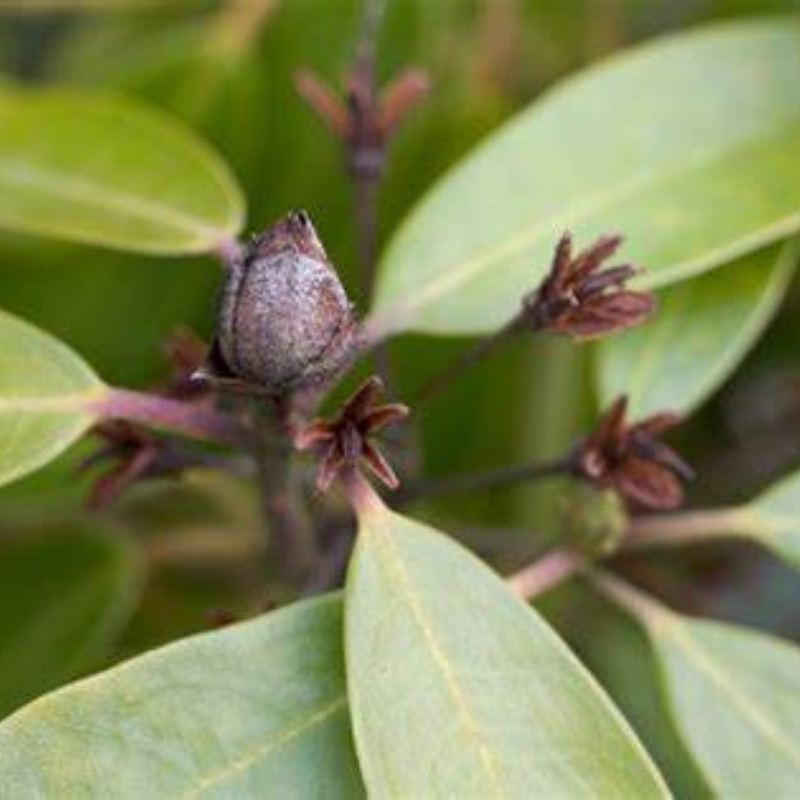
[371,19,800,336]
[606,578,800,798]
[542,583,711,798]
[0,526,141,718]
[0,308,106,488]
[345,497,668,798]
[595,241,797,418]
[0,594,365,799]
[744,470,800,572]
[0,89,245,254]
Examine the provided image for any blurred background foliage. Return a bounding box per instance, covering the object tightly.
[3,1,800,793]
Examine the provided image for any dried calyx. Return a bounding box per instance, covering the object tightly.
[81,421,189,509]
[572,396,694,510]
[198,211,359,398]
[523,232,656,339]
[296,47,428,180]
[295,376,408,492]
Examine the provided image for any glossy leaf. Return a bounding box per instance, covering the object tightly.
[345,497,668,798]
[611,580,800,798]
[0,526,140,718]
[0,595,364,799]
[595,241,796,418]
[0,89,245,254]
[0,308,106,488]
[372,19,800,335]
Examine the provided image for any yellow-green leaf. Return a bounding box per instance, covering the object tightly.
[595,241,797,418]
[346,498,668,798]
[0,308,106,489]
[598,574,800,798]
[745,470,800,573]
[0,88,245,254]
[0,595,364,799]
[371,19,800,335]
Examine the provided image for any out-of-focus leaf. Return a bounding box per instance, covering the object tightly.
[345,497,668,797]
[744,470,800,573]
[371,19,800,335]
[606,577,800,798]
[0,89,244,254]
[0,595,365,799]
[0,0,198,9]
[0,308,106,488]
[0,526,140,718]
[538,582,711,798]
[595,241,797,418]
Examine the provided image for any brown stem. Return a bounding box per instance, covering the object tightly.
[354,174,396,389]
[302,523,356,595]
[625,507,757,550]
[355,177,380,302]
[93,388,250,448]
[507,549,584,599]
[411,314,525,408]
[399,456,569,504]
[251,398,317,582]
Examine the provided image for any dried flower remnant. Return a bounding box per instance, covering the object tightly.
[296,51,429,180]
[295,376,408,492]
[81,422,188,509]
[199,211,359,398]
[523,233,656,339]
[573,396,693,510]
[161,327,211,400]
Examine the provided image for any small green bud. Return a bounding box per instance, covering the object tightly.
[557,482,627,557]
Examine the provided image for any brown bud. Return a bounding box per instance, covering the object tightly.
[203,212,358,396]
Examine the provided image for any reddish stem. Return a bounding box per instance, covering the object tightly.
[92,388,250,448]
[507,549,584,599]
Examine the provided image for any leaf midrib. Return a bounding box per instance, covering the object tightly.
[367,519,504,798]
[0,390,103,414]
[0,158,220,241]
[184,696,347,797]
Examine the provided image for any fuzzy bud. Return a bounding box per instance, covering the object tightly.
[203,211,358,396]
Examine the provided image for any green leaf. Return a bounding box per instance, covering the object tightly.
[0,525,141,718]
[0,308,106,488]
[605,578,800,798]
[0,88,245,254]
[371,19,800,336]
[0,594,365,799]
[345,498,668,798]
[744,470,800,572]
[595,241,796,418]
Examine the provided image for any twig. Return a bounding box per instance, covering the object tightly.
[213,236,244,269]
[251,398,317,582]
[302,523,356,595]
[583,568,670,630]
[398,455,569,504]
[625,507,757,550]
[507,549,585,599]
[354,174,380,306]
[410,315,525,408]
[93,388,251,448]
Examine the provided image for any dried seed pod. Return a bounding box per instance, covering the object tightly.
[203,211,358,396]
